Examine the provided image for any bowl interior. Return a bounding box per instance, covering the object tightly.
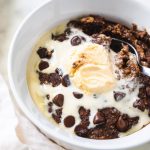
[9,0,150,149]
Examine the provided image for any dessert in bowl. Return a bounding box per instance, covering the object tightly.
[8,0,150,149]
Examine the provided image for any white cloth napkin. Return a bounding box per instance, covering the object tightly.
[0,74,65,150]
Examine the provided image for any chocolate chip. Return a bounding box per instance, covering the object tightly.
[37,47,53,59]
[93,111,105,125]
[55,68,63,76]
[113,91,126,101]
[46,94,50,100]
[62,74,71,87]
[48,101,53,106]
[64,116,75,128]
[71,36,81,46]
[52,113,61,123]
[74,125,89,137]
[73,92,83,99]
[49,73,61,87]
[53,94,64,107]
[116,115,129,132]
[38,61,49,71]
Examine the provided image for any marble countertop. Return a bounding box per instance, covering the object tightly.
[0,0,150,149]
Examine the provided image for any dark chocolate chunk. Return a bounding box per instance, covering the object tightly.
[38,60,49,71]
[74,125,89,137]
[73,92,83,99]
[64,115,75,128]
[48,102,53,113]
[55,68,63,76]
[62,74,71,87]
[49,73,61,87]
[55,108,62,117]
[116,115,129,132]
[93,111,105,125]
[113,91,126,101]
[48,101,53,107]
[52,113,61,123]
[46,94,50,100]
[37,47,53,59]
[71,36,81,46]
[48,107,52,113]
[53,94,64,107]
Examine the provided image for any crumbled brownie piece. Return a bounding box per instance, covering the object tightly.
[53,94,64,107]
[64,115,75,128]
[68,15,105,35]
[115,45,140,77]
[113,91,126,101]
[74,107,139,139]
[73,92,83,99]
[55,68,63,76]
[38,72,51,84]
[62,74,71,87]
[51,28,71,42]
[74,125,89,137]
[52,33,69,42]
[38,72,61,86]
[78,106,90,127]
[92,34,111,46]
[49,73,61,87]
[37,47,53,59]
[38,60,49,71]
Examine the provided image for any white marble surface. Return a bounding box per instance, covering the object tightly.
[0,0,150,149]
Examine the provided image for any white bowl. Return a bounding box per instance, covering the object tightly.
[8,0,150,149]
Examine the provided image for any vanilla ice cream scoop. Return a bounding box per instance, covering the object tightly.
[69,43,116,94]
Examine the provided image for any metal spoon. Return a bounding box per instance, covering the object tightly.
[111,38,150,76]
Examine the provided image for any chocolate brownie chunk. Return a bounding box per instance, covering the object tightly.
[64,116,75,127]
[37,47,53,59]
[55,68,63,76]
[73,92,83,99]
[53,94,64,107]
[62,74,71,87]
[52,28,71,42]
[74,107,139,139]
[49,73,61,87]
[38,60,49,71]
